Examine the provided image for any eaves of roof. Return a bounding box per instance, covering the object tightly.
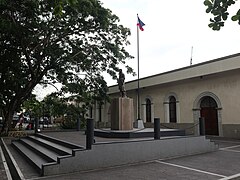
[108,53,240,94]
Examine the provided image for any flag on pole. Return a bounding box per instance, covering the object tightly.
[137,15,145,31]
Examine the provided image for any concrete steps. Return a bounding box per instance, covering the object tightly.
[11,133,84,175]
[27,135,73,155]
[43,136,218,176]
[10,133,218,177]
[11,141,52,173]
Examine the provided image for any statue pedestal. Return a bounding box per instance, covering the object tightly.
[111,97,133,130]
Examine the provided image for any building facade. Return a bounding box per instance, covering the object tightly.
[92,53,240,138]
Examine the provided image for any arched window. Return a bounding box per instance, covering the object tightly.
[146,98,152,122]
[200,96,217,108]
[169,96,177,123]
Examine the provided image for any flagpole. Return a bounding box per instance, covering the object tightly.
[137,14,140,120]
[190,46,193,65]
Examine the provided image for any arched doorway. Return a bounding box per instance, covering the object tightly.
[200,96,219,135]
[146,98,152,122]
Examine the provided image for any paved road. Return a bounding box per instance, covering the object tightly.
[2,131,240,180]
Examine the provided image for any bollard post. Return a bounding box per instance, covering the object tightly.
[199,117,205,136]
[86,118,94,150]
[77,118,80,131]
[154,118,160,139]
[35,118,39,134]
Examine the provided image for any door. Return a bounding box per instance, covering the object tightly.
[200,96,219,135]
[201,107,218,135]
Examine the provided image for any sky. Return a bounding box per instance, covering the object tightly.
[101,0,240,85]
[34,0,240,99]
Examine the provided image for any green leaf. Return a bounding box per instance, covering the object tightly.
[206,7,212,13]
[219,22,224,26]
[237,9,240,15]
[222,13,228,20]
[214,15,221,21]
[53,4,63,16]
[208,23,214,28]
[212,24,220,30]
[231,15,240,21]
[204,0,212,6]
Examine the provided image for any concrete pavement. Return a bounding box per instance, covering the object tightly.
[2,131,240,180]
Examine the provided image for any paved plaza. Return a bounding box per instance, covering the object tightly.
[1,131,240,180]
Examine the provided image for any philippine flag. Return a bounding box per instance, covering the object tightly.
[137,15,145,31]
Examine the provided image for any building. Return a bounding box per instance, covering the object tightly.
[92,53,240,138]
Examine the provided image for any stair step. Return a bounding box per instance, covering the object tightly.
[20,138,62,161]
[28,136,73,154]
[11,134,84,176]
[12,141,54,173]
[35,133,84,150]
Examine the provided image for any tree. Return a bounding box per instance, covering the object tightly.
[204,0,240,30]
[42,93,68,119]
[0,0,134,133]
[38,93,88,129]
[22,94,42,119]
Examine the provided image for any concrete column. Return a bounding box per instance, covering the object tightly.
[176,102,180,123]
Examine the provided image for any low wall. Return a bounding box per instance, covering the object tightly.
[144,123,195,135]
[43,136,218,176]
[223,124,240,138]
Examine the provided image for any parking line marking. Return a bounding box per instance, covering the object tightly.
[219,173,240,180]
[220,149,240,153]
[155,160,226,178]
[213,140,240,144]
[220,144,240,150]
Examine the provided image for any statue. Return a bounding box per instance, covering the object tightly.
[118,69,127,97]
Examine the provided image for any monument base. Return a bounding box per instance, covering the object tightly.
[111,97,134,130]
[133,119,144,129]
[94,128,185,138]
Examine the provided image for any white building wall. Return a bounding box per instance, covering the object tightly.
[103,54,240,138]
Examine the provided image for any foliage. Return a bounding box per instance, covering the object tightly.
[204,0,240,30]
[61,117,86,129]
[22,94,42,118]
[43,93,67,118]
[41,93,88,129]
[0,0,133,133]
[61,117,77,129]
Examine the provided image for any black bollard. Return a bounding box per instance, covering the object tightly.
[154,118,160,139]
[86,118,94,150]
[34,118,39,134]
[77,118,80,131]
[199,117,205,136]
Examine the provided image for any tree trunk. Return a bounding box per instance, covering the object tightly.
[1,96,22,135]
[1,77,44,135]
[1,109,14,135]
